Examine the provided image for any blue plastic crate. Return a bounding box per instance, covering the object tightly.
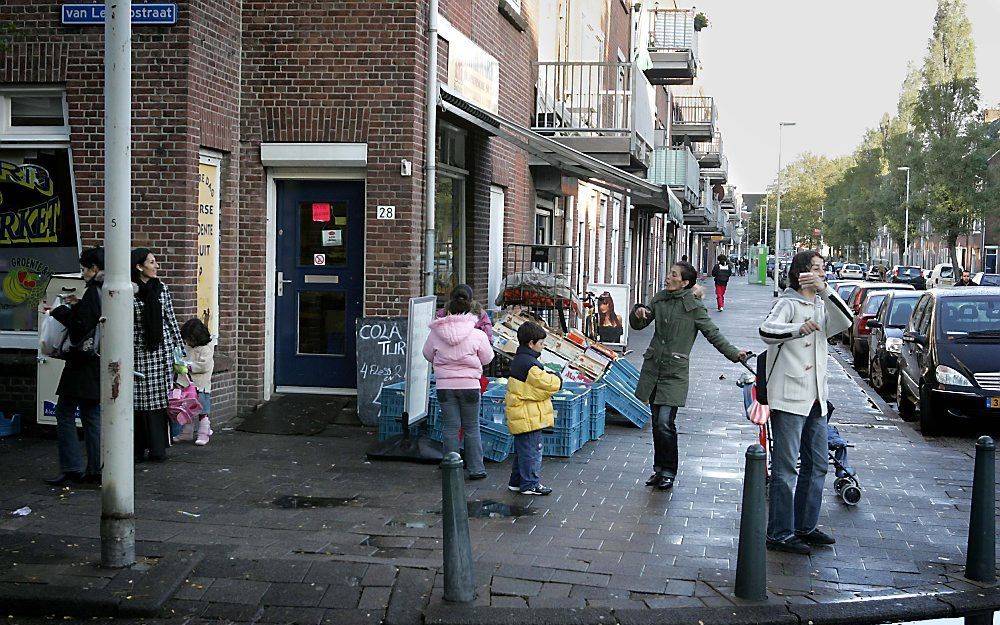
[480,421,514,462]
[480,391,507,425]
[378,413,423,440]
[604,387,651,428]
[551,391,585,430]
[542,420,588,457]
[0,412,21,438]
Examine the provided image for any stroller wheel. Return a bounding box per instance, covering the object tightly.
[834,477,849,494]
[841,485,862,506]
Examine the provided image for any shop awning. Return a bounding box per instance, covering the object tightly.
[438,86,679,214]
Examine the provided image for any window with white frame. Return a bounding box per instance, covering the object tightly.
[0,87,80,345]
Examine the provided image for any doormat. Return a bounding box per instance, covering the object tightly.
[236,394,359,435]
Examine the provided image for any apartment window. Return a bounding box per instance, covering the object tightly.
[0,88,79,347]
[986,245,998,274]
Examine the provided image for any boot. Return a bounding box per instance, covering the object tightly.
[172,422,194,443]
[195,418,212,446]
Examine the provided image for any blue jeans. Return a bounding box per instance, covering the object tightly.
[767,402,828,542]
[55,396,101,475]
[508,430,543,491]
[437,388,485,475]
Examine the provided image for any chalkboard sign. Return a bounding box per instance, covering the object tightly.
[356,317,408,426]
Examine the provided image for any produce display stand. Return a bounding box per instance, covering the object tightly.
[496,244,579,333]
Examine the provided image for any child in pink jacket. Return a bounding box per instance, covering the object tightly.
[423,286,494,479]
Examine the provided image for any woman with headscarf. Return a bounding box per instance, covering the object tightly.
[131,248,182,462]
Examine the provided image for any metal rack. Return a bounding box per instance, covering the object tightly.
[497,244,578,332]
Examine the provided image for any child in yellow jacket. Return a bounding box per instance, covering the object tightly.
[505,321,562,496]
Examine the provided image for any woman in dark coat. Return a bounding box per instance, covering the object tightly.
[629,261,747,490]
[132,248,182,462]
[44,247,104,486]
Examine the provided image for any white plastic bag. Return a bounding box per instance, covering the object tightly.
[39,310,68,358]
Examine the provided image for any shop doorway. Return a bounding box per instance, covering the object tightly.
[274,180,364,389]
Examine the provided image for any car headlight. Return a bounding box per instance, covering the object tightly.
[936,365,973,387]
[885,337,903,354]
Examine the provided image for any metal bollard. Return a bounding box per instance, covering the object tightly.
[734,444,768,601]
[964,436,995,583]
[441,452,475,602]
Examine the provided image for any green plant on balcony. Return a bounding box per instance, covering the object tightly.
[694,12,709,31]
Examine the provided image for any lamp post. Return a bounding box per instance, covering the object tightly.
[773,121,796,297]
[898,166,910,266]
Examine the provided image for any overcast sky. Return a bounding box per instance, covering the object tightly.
[693,0,1000,195]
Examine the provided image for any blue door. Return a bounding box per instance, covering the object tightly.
[275,180,364,388]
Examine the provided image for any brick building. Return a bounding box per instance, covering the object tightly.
[1,0,738,424]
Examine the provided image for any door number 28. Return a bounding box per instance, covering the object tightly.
[376,205,396,220]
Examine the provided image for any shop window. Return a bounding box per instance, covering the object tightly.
[1,89,78,346]
[434,173,466,298]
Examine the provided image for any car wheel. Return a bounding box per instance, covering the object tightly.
[896,373,916,421]
[870,354,884,392]
[918,386,943,436]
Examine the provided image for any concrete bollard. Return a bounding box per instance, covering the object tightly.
[441,452,475,602]
[735,444,768,601]
[964,436,995,584]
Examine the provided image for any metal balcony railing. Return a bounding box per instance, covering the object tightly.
[693,131,723,162]
[672,96,716,125]
[534,61,655,151]
[647,145,700,205]
[648,8,698,57]
[702,153,729,183]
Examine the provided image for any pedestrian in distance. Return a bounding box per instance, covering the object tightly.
[758,250,853,555]
[954,270,974,287]
[710,254,732,311]
[44,247,105,486]
[132,248,182,463]
[630,261,748,490]
[423,285,494,480]
[172,318,215,446]
[504,321,562,496]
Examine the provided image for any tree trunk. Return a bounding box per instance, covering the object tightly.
[947,233,960,270]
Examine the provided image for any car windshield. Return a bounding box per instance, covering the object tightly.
[899,266,921,276]
[979,274,1000,286]
[940,266,954,278]
[887,298,917,327]
[838,285,859,301]
[863,294,887,314]
[939,296,1000,336]
[845,264,860,271]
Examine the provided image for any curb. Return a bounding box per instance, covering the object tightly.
[0,549,202,618]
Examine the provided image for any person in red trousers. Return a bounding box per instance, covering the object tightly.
[710,254,732,312]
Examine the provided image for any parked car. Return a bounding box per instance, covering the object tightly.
[777,261,790,290]
[844,282,915,345]
[972,272,1000,286]
[926,263,957,289]
[840,263,864,280]
[867,290,922,393]
[889,265,927,290]
[896,287,1000,435]
[865,265,885,281]
[832,281,865,343]
[851,290,892,368]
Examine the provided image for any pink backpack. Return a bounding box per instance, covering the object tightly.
[168,376,203,425]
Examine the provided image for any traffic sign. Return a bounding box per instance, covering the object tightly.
[62,3,178,25]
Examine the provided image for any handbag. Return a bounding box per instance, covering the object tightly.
[168,375,203,425]
[754,343,784,406]
[39,312,69,358]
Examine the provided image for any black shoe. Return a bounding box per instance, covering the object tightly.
[645,473,661,486]
[655,476,675,490]
[796,528,836,545]
[766,536,812,555]
[44,472,83,486]
[468,473,488,481]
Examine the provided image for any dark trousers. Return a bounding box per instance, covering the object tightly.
[55,396,101,475]
[508,429,543,491]
[651,405,680,478]
[135,409,169,461]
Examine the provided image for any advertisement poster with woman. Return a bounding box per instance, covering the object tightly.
[587,283,629,347]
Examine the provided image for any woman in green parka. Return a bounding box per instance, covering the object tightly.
[629,261,747,490]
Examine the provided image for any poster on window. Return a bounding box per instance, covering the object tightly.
[0,147,80,334]
[197,154,221,339]
[587,283,630,347]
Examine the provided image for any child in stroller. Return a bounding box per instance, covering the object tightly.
[737,358,863,506]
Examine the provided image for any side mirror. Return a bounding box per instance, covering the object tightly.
[868,320,882,330]
[903,331,926,344]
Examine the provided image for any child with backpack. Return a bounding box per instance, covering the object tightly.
[172,319,215,446]
[505,321,562,496]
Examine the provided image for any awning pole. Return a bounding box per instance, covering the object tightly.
[422,0,440,297]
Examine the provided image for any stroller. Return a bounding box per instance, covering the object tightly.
[737,354,863,506]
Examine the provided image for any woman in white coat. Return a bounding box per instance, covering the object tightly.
[758,250,853,555]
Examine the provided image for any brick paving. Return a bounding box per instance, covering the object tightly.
[1,278,998,623]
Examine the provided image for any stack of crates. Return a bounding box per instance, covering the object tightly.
[543,388,588,457]
[562,382,605,441]
[602,359,651,428]
[479,385,513,462]
[377,382,423,440]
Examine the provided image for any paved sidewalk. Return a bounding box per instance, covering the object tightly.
[1,279,998,624]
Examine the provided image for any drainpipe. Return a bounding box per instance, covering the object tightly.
[423,0,440,297]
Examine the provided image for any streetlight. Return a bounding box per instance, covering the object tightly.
[899,168,912,264]
[773,121,796,297]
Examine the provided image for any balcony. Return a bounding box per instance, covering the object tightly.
[684,178,715,227]
[671,96,716,143]
[701,153,729,184]
[647,145,700,206]
[533,61,655,172]
[644,8,698,85]
[693,131,722,168]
